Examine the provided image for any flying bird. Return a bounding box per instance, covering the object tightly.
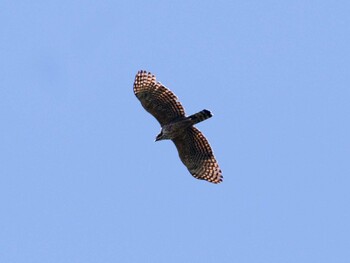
[133,70,222,184]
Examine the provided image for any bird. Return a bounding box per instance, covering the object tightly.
[133,70,222,184]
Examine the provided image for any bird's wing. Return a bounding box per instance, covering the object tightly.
[133,70,186,126]
[172,127,223,184]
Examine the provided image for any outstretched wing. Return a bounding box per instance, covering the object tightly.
[133,70,185,126]
[172,127,223,184]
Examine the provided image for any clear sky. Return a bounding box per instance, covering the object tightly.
[1,1,349,262]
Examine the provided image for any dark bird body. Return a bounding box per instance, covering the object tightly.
[156,110,212,141]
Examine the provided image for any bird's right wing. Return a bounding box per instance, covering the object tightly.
[172,127,223,184]
[133,70,186,126]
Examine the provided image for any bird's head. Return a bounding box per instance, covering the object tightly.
[155,131,164,142]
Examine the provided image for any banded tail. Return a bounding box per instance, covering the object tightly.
[188,109,212,125]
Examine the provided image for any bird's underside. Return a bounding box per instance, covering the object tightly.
[133,70,223,184]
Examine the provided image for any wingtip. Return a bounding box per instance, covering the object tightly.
[137,70,152,75]
[211,173,223,184]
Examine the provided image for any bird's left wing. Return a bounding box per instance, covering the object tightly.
[133,70,185,126]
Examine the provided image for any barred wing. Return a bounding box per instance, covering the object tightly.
[172,127,223,184]
[133,70,185,126]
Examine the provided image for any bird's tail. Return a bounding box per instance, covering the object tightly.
[188,109,212,125]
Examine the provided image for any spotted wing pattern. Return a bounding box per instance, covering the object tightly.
[172,127,223,184]
[133,70,185,126]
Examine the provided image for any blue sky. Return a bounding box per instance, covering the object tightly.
[1,1,349,262]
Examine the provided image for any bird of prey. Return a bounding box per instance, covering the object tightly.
[133,70,222,184]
